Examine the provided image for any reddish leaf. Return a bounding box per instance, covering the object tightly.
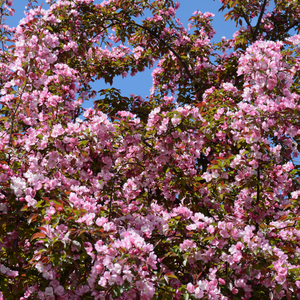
[25,106,30,117]
[31,232,46,241]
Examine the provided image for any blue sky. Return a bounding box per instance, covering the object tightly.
[6,0,238,106]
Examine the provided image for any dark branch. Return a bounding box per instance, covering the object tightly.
[131,22,195,82]
[9,79,27,148]
[253,0,267,41]
[240,8,254,36]
[257,165,260,204]
[285,21,299,33]
[0,262,25,273]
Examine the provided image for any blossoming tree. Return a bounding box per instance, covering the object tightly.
[1,0,300,299]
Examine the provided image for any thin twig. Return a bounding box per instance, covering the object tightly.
[257,165,260,204]
[285,21,299,33]
[8,79,27,147]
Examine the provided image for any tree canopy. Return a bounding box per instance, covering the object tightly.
[1,0,300,299]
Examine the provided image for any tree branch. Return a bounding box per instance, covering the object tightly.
[107,17,203,98]
[285,21,299,33]
[8,79,27,148]
[239,8,254,36]
[130,22,195,83]
[253,0,267,41]
[0,262,25,273]
[257,165,260,204]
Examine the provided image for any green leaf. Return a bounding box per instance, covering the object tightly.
[289,267,300,272]
[79,140,88,146]
[202,235,214,242]
[46,26,53,32]
[36,200,44,208]
[183,293,190,300]
[246,265,251,276]
[163,165,171,173]
[209,164,221,170]
[275,284,282,294]
[113,285,122,297]
[166,273,179,280]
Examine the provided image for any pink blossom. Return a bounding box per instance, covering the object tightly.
[54,285,64,296]
[45,287,53,296]
[103,222,116,232]
[10,177,26,197]
[96,217,108,227]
